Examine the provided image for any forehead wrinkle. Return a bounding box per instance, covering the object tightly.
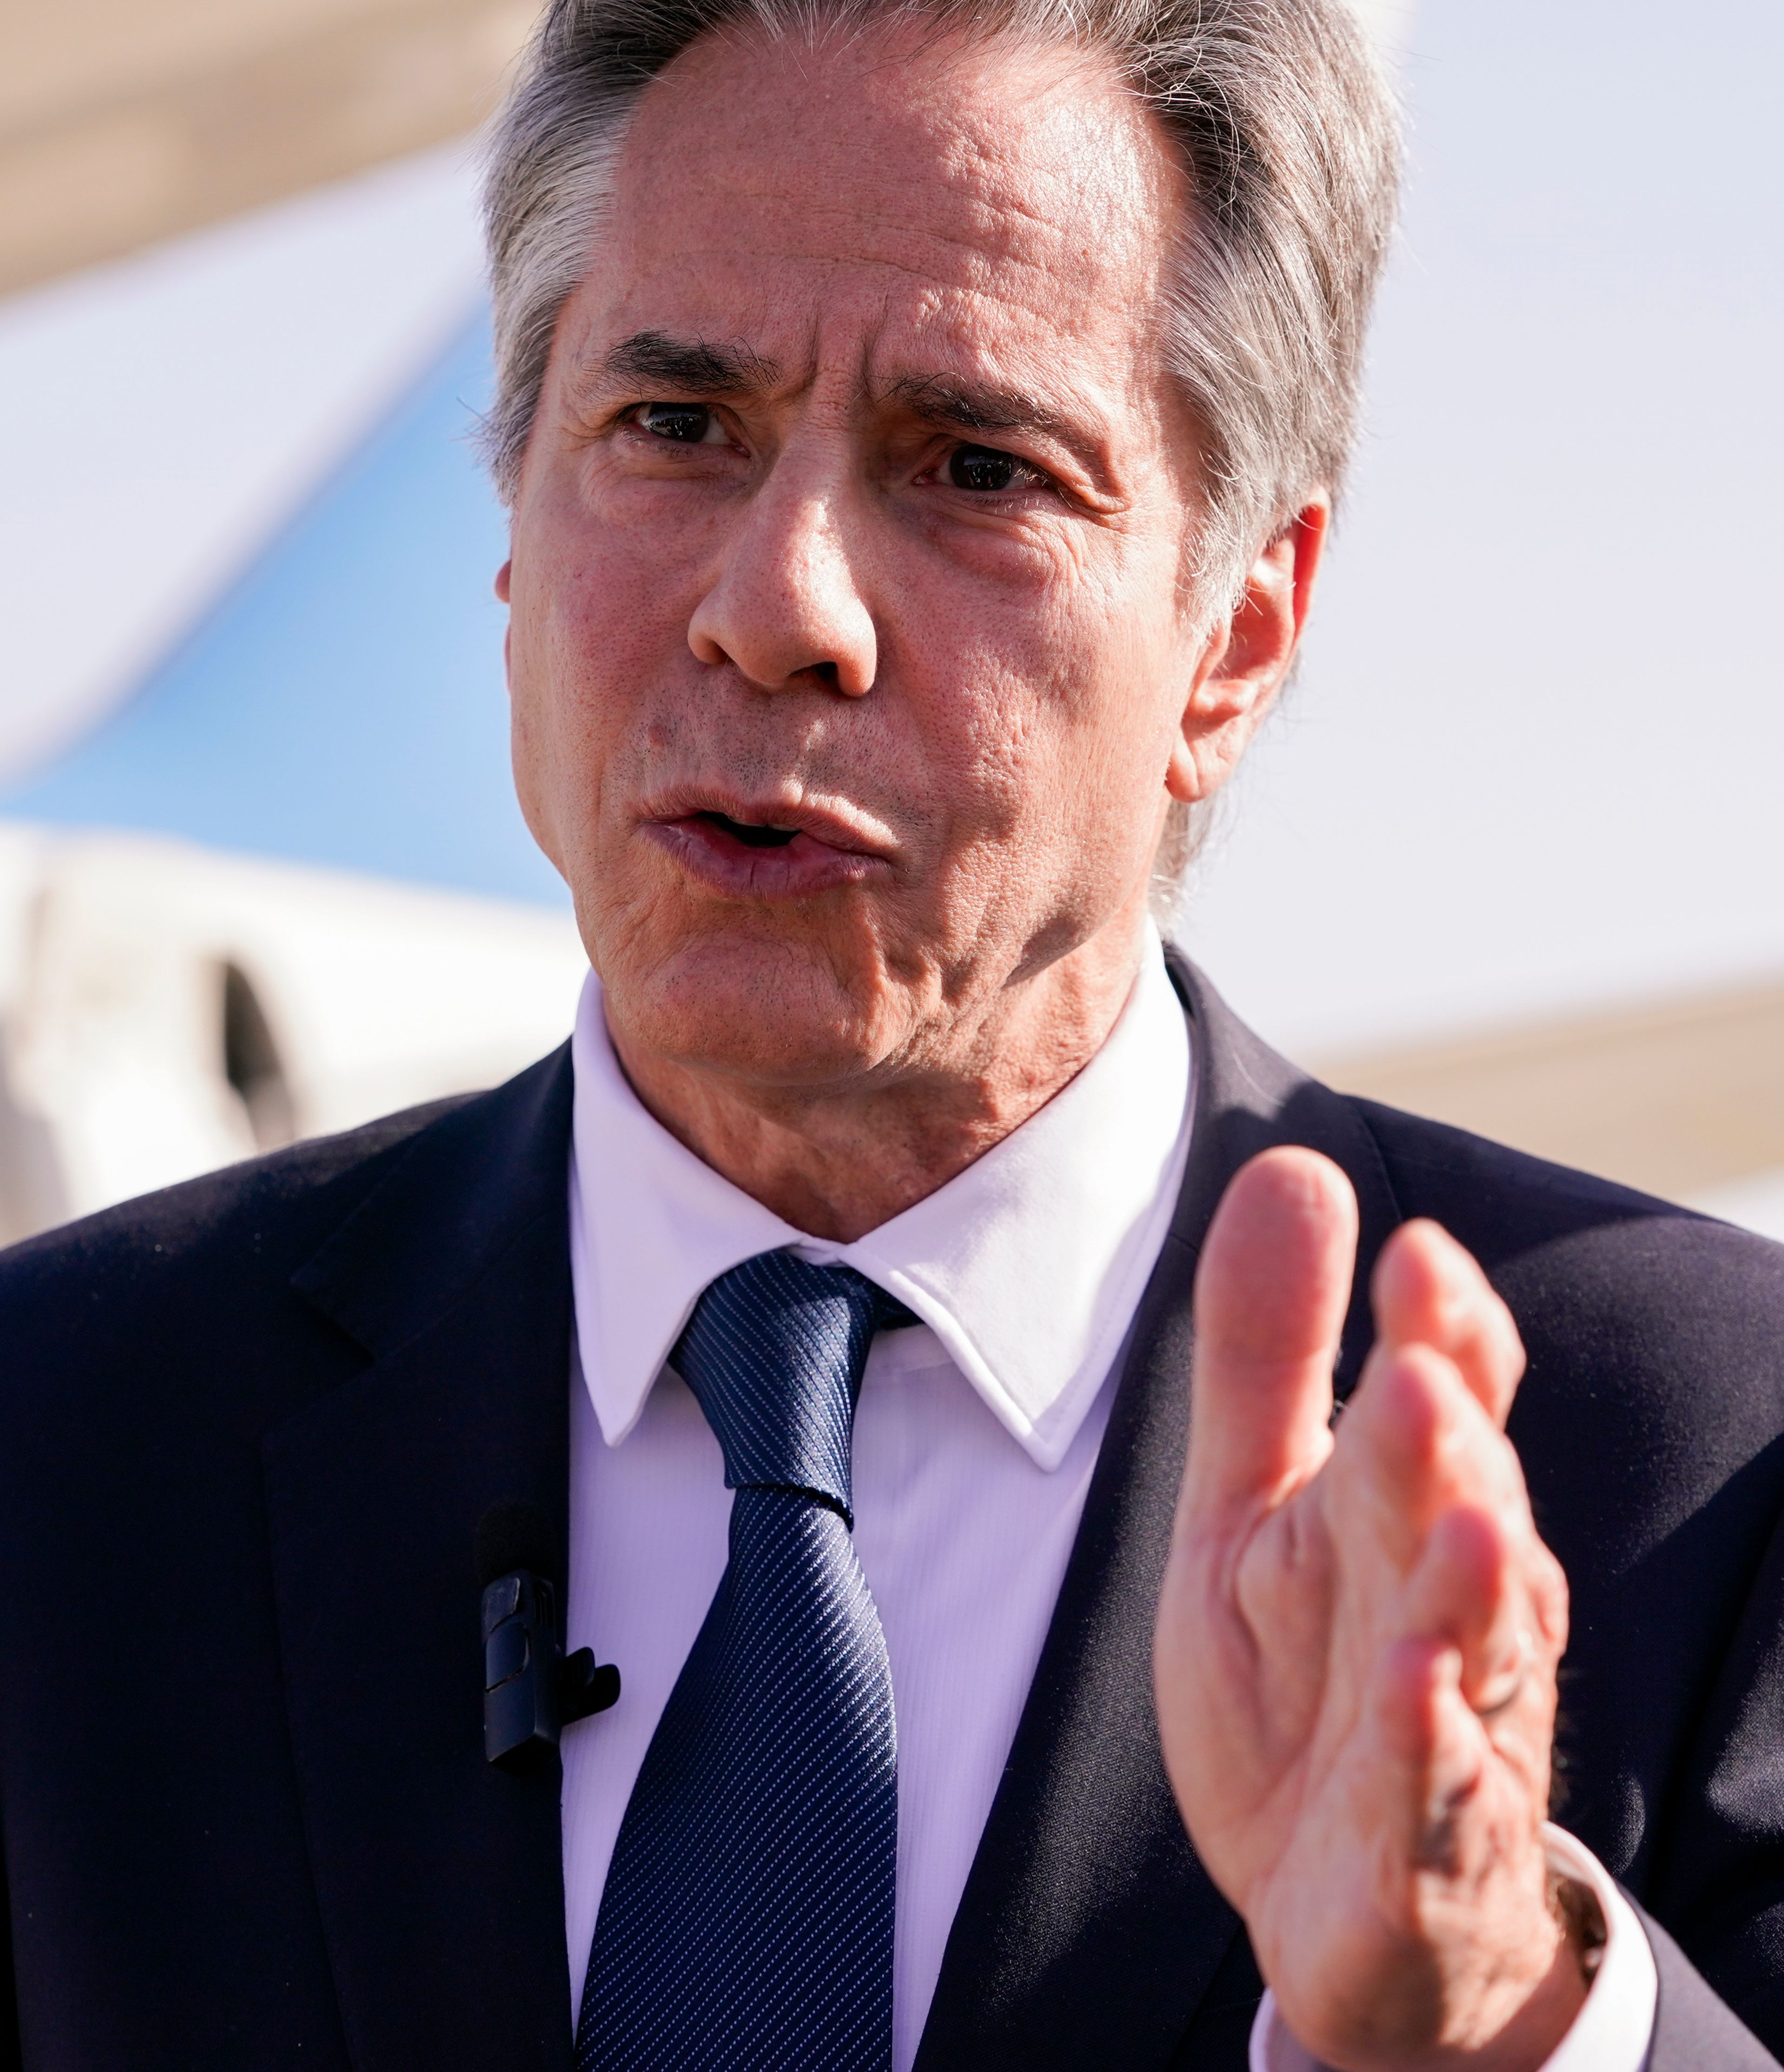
[610,227,1148,366]
[613,20,1186,340]
[628,82,1170,301]
[612,90,1177,362]
[708,171,1160,303]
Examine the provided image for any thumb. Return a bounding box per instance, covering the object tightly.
[1183,1147,1358,1522]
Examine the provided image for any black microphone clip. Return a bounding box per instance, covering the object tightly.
[478,1504,620,1771]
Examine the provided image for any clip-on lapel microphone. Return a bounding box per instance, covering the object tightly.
[476,1502,620,1771]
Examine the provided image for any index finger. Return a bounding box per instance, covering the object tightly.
[1371,1219,1527,1429]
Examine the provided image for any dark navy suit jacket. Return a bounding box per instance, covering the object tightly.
[1,955,1781,2068]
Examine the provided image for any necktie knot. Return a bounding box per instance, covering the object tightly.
[670,1252,914,1524]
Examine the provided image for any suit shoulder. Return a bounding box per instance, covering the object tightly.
[0,1092,470,1310]
[1345,1093,1784,1366]
[1349,1092,1750,1238]
[0,1039,571,1363]
[0,1093,492,1497]
[0,1044,572,1571]
[3,1102,462,1276]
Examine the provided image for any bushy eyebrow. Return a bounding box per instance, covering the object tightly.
[884,373,1069,442]
[600,329,780,395]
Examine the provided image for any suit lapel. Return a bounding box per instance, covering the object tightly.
[914,952,1401,2069]
[264,1048,577,2072]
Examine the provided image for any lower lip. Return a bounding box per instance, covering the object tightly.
[645,817,886,899]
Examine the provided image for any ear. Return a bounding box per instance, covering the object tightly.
[1166,496,1330,805]
[495,558,514,680]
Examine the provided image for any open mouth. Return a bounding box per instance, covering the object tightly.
[646,799,885,898]
[696,811,800,850]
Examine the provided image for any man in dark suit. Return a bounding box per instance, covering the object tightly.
[4,0,1784,2066]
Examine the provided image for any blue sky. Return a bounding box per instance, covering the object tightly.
[0,310,566,908]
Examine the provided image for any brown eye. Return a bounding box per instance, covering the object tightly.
[638,402,718,443]
[947,444,1034,493]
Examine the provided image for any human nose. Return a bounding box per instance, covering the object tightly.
[686,462,877,696]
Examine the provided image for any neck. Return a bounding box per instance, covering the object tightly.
[607,922,1152,1243]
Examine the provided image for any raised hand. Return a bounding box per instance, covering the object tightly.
[1155,1148,1582,2071]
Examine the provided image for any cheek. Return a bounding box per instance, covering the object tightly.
[890,535,1184,845]
[527,502,687,687]
[507,490,704,795]
[912,582,1184,944]
[1041,539,1196,810]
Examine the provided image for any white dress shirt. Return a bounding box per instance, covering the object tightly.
[559,930,1654,2072]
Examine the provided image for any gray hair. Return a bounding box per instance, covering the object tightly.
[481,0,1401,913]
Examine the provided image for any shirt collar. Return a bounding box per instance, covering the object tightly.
[569,928,1194,1472]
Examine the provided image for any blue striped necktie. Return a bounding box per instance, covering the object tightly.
[576,1250,916,2072]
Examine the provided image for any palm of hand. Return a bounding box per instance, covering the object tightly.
[1155,1150,1577,2072]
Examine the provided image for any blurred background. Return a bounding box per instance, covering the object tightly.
[0,0,1778,1243]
